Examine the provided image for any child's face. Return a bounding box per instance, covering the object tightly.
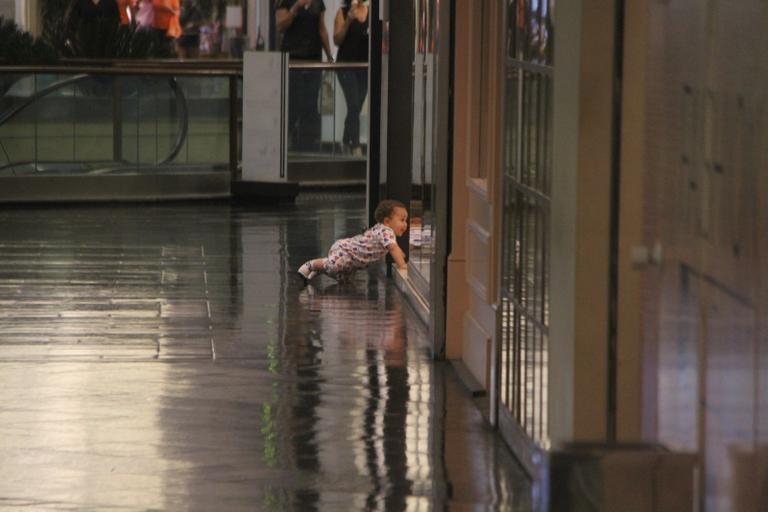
[384,207,408,237]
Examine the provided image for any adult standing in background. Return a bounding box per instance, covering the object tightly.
[276,0,333,152]
[72,0,120,23]
[176,0,203,58]
[152,0,181,53]
[333,0,368,156]
[67,0,121,57]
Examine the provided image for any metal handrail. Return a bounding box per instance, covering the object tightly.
[288,61,368,69]
[0,58,367,74]
[0,65,241,77]
[59,58,244,69]
[159,77,189,165]
[0,57,370,176]
[0,74,90,127]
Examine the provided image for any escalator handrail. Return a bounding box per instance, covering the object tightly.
[0,74,189,169]
[160,77,188,165]
[0,74,90,127]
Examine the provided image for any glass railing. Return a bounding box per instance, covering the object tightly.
[0,62,241,178]
[0,58,369,195]
[286,61,368,161]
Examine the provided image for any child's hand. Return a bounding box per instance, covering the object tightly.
[389,244,407,270]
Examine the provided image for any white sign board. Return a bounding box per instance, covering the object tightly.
[224,5,242,28]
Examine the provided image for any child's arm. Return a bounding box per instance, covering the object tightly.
[388,243,407,270]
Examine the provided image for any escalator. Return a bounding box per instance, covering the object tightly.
[0,64,236,201]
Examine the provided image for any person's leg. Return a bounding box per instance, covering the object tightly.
[308,258,326,271]
[303,70,322,151]
[351,69,368,149]
[337,69,356,149]
[158,30,177,57]
[359,69,368,145]
[349,69,368,155]
[322,242,358,281]
[346,71,361,149]
[187,34,200,58]
[294,69,322,151]
[288,69,302,149]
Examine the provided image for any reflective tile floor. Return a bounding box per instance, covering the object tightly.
[0,192,531,511]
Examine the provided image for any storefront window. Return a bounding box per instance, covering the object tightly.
[498,0,554,449]
[409,0,438,291]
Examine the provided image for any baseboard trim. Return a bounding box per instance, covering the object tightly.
[448,359,487,397]
[232,180,299,202]
[0,173,230,203]
[392,267,430,326]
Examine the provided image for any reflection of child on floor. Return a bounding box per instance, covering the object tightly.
[298,199,408,283]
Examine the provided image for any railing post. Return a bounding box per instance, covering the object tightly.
[112,78,123,163]
[229,75,239,180]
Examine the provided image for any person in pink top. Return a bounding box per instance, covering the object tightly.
[298,199,408,283]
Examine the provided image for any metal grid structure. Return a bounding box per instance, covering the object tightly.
[499,0,554,449]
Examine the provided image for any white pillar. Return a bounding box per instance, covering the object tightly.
[13,0,40,35]
[550,0,582,446]
[12,0,25,25]
[248,0,272,51]
[551,0,617,445]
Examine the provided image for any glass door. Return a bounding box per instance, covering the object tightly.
[408,0,437,299]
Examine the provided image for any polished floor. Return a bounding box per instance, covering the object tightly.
[0,192,531,511]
